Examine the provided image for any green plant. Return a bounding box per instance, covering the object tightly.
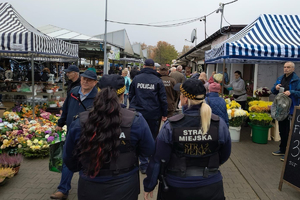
[249,112,272,126]
[48,101,56,105]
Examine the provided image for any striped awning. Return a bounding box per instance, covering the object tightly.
[205,14,300,64]
[0,3,78,61]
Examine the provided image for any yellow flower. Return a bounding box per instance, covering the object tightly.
[2,139,8,145]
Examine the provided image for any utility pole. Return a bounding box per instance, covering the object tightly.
[104,0,108,74]
[217,0,238,34]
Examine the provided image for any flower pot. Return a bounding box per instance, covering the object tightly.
[249,123,272,144]
[0,178,8,186]
[13,165,20,176]
[229,126,241,142]
[259,96,269,101]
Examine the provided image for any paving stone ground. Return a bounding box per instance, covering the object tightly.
[0,126,299,200]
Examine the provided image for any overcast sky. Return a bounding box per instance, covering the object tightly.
[5,0,300,52]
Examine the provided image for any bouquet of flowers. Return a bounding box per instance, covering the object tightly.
[3,112,20,123]
[249,112,273,126]
[248,100,272,113]
[227,109,249,127]
[226,100,241,110]
[255,87,271,97]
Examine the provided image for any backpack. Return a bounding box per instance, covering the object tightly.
[271,93,292,121]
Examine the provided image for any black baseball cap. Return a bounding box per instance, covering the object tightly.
[81,70,97,80]
[99,74,125,95]
[64,65,79,73]
[174,78,206,100]
[144,59,155,66]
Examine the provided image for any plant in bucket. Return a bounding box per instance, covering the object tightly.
[255,87,271,101]
[0,153,23,175]
[226,100,249,142]
[0,167,15,186]
[248,112,273,144]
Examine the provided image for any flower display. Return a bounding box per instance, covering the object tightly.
[226,100,241,110]
[248,100,272,113]
[249,112,273,126]
[3,112,20,123]
[255,87,271,97]
[227,109,249,127]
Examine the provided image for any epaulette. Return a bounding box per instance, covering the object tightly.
[168,113,185,122]
[211,113,220,122]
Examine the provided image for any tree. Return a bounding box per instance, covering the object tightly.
[153,41,178,65]
[180,45,194,55]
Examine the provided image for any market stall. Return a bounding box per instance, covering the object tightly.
[0,2,78,116]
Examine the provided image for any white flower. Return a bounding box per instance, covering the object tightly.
[18,144,22,148]
[45,135,50,139]
[7,124,13,129]
[33,139,38,144]
[29,120,37,124]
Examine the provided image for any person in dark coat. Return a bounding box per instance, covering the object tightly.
[51,70,98,200]
[130,66,140,80]
[159,66,177,117]
[63,74,155,200]
[64,65,81,94]
[41,68,50,82]
[144,78,231,200]
[129,59,168,174]
[206,82,229,127]
[271,61,300,162]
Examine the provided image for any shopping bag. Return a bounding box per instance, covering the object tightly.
[49,141,65,173]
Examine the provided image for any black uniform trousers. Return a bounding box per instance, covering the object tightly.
[78,172,139,200]
[161,180,225,200]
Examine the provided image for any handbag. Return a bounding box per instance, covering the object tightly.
[233,93,246,99]
[49,140,65,173]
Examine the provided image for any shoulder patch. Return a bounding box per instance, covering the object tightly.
[211,113,220,122]
[168,113,185,122]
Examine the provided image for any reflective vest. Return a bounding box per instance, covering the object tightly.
[79,107,139,176]
[166,113,220,177]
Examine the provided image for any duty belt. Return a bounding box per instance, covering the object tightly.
[167,167,219,178]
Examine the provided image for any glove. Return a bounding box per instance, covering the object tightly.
[227,87,233,91]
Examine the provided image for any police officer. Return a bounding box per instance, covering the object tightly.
[129,58,168,174]
[63,74,155,200]
[143,78,231,200]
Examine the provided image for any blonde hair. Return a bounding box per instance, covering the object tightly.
[122,69,128,75]
[186,94,212,134]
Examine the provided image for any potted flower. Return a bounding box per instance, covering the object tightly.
[248,112,273,144]
[0,167,15,186]
[255,87,271,101]
[227,109,249,142]
[226,100,249,142]
[48,101,57,108]
[0,153,23,175]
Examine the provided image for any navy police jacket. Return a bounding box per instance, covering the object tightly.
[57,86,97,128]
[63,104,155,182]
[129,68,168,120]
[143,104,231,192]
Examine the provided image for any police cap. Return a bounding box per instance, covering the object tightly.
[98,74,125,95]
[174,78,206,100]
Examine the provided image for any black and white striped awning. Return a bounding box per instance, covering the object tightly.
[0,3,78,61]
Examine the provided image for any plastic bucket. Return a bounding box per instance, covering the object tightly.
[229,126,241,142]
[249,123,272,144]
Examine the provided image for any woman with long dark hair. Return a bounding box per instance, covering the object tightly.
[143,78,231,200]
[63,74,155,200]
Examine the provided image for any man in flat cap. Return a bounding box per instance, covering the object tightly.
[51,70,98,200]
[129,59,168,174]
[64,65,81,94]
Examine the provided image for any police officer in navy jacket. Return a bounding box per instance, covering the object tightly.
[129,59,168,174]
[143,78,231,200]
[64,74,155,200]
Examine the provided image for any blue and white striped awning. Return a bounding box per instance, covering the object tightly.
[205,14,300,64]
[0,3,78,61]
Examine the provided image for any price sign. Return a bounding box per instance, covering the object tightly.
[279,106,300,192]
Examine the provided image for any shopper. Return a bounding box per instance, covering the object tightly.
[224,71,247,110]
[271,61,300,161]
[64,74,155,200]
[144,78,231,200]
[50,70,98,200]
[87,65,97,73]
[121,69,131,106]
[206,82,229,127]
[208,71,216,84]
[199,72,209,93]
[129,58,168,174]
[159,66,177,117]
[64,65,80,94]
